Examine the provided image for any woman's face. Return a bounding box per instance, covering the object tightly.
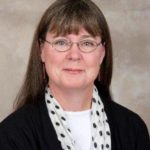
[41,28,105,90]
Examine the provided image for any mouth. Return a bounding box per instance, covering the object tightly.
[63,68,84,74]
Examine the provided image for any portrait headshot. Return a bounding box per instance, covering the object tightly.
[0,0,150,150]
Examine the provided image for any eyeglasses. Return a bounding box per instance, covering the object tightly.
[43,38,103,53]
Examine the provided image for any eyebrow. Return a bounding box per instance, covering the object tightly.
[80,35,94,38]
[50,33,95,38]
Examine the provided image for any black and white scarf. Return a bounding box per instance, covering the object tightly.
[45,85,111,150]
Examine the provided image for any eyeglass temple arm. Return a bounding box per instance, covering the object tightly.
[39,38,52,44]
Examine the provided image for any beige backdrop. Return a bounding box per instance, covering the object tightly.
[0,0,150,132]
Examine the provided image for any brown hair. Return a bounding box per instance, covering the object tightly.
[14,0,113,109]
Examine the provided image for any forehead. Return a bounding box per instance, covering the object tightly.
[47,27,101,40]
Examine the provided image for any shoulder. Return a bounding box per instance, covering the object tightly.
[0,104,39,128]
[0,104,41,139]
[0,103,45,149]
[0,100,60,150]
[108,100,148,130]
[107,100,150,149]
[109,100,146,125]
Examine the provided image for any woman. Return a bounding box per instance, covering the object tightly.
[0,0,149,150]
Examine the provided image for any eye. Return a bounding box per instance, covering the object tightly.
[53,39,68,46]
[81,40,95,47]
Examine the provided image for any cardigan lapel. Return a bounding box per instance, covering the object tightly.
[97,84,123,150]
[38,98,63,150]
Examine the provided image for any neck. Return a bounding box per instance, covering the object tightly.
[48,83,93,111]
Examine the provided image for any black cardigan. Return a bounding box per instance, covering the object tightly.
[0,90,150,150]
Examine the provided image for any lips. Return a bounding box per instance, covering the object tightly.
[63,68,84,74]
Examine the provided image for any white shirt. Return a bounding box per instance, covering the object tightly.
[65,109,91,150]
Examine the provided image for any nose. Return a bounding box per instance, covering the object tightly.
[66,43,82,61]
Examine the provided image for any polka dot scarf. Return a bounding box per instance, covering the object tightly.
[45,85,111,150]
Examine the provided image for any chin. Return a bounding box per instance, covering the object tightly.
[61,80,86,89]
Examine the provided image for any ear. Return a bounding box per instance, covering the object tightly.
[99,45,105,65]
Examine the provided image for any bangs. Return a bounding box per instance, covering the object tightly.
[47,3,102,37]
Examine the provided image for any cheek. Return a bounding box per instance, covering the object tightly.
[86,57,100,79]
[44,51,64,79]
[43,51,57,74]
[85,50,104,78]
